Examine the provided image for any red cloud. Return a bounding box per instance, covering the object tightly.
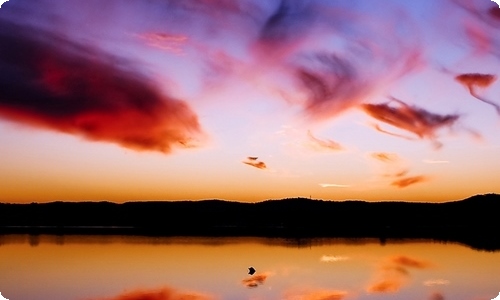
[456,73,496,89]
[361,97,459,147]
[0,21,203,154]
[455,73,500,115]
[391,175,429,188]
[89,286,213,300]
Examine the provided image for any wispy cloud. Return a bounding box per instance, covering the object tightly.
[243,157,267,170]
[371,152,400,163]
[307,130,343,152]
[452,0,500,58]
[370,123,417,141]
[423,159,450,164]
[319,184,350,188]
[368,152,429,188]
[361,97,459,148]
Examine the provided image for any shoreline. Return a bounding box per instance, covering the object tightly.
[1,193,499,250]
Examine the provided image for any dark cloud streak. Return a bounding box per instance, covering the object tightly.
[258,0,315,48]
[297,53,366,119]
[361,97,459,147]
[243,156,267,169]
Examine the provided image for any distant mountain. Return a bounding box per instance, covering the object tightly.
[1,194,499,250]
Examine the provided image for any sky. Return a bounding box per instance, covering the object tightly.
[0,0,499,203]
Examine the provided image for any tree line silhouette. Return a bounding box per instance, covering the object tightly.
[0,193,499,250]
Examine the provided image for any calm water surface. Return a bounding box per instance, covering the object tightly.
[0,235,499,300]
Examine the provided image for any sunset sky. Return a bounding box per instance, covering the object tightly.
[0,0,499,203]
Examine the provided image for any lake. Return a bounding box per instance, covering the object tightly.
[0,235,499,300]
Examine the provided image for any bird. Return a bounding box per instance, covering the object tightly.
[248,266,256,275]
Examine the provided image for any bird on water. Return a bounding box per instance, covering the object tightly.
[248,267,256,275]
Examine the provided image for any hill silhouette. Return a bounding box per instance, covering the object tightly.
[0,194,499,250]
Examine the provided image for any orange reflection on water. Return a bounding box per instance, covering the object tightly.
[89,286,214,300]
[0,236,499,300]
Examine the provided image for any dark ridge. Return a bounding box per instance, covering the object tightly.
[0,194,499,251]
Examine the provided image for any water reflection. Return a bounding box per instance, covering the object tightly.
[0,234,466,248]
[89,286,214,300]
[365,255,433,293]
[0,235,498,300]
